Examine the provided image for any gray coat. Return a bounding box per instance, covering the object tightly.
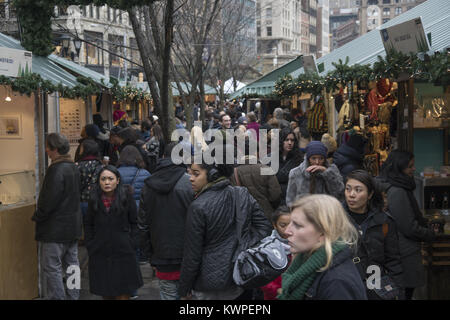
[286,160,344,207]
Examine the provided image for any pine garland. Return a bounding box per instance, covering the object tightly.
[0,73,151,102]
[274,50,450,98]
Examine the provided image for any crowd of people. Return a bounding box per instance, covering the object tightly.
[32,100,438,300]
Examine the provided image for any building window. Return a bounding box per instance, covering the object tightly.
[257,27,261,37]
[129,38,141,66]
[113,9,117,23]
[107,6,111,21]
[84,31,104,66]
[395,7,402,15]
[267,26,272,37]
[89,5,94,18]
[266,7,272,18]
[82,6,87,17]
[118,10,122,24]
[383,0,391,4]
[96,6,100,19]
[109,34,124,67]
[383,8,390,16]
[368,0,378,5]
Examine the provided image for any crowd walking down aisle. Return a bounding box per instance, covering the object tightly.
[33,102,439,301]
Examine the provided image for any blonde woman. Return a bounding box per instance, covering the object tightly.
[190,125,208,152]
[278,194,367,300]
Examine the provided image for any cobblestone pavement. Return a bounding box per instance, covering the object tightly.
[78,245,161,300]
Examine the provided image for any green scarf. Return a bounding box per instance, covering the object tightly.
[194,176,227,199]
[278,241,347,300]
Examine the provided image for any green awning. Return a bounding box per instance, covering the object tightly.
[0,32,79,88]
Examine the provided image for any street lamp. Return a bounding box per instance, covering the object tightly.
[73,37,82,61]
[59,34,71,57]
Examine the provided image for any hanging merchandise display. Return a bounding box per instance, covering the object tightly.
[307,96,328,140]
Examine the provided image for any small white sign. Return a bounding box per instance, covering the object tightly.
[380,17,430,55]
[0,47,33,78]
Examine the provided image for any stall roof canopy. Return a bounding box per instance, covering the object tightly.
[119,81,217,96]
[0,33,80,88]
[233,0,450,98]
[231,55,303,98]
[48,54,112,88]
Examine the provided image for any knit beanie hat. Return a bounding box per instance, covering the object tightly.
[237,116,248,124]
[321,133,337,155]
[305,141,328,160]
[346,134,367,154]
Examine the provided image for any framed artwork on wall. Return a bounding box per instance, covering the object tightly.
[0,114,22,139]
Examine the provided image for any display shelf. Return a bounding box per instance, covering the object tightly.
[0,170,36,210]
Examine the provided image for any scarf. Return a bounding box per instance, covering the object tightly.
[51,154,73,166]
[278,241,347,300]
[194,176,227,199]
[387,173,416,191]
[387,174,427,226]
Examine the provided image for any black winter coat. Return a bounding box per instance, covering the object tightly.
[138,159,194,272]
[178,180,272,297]
[343,203,404,298]
[305,247,368,300]
[381,180,435,288]
[333,144,364,178]
[276,151,304,205]
[84,189,143,297]
[33,160,82,243]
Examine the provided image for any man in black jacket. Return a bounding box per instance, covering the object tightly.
[32,133,82,300]
[138,142,194,300]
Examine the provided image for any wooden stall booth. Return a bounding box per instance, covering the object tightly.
[0,84,39,300]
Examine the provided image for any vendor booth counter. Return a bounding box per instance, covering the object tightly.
[0,170,38,300]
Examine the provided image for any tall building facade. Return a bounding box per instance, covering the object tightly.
[0,4,141,81]
[256,0,321,74]
[329,8,359,50]
[359,0,427,35]
[317,0,331,58]
[256,0,302,74]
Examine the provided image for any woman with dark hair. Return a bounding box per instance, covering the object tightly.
[75,139,104,218]
[276,128,304,205]
[117,145,151,209]
[117,127,151,171]
[74,124,108,162]
[84,165,143,300]
[145,124,165,172]
[179,152,272,300]
[343,169,403,299]
[379,150,436,300]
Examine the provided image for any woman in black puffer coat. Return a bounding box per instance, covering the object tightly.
[343,170,404,300]
[179,156,272,300]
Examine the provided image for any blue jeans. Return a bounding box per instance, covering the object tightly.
[80,202,88,218]
[159,279,180,300]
